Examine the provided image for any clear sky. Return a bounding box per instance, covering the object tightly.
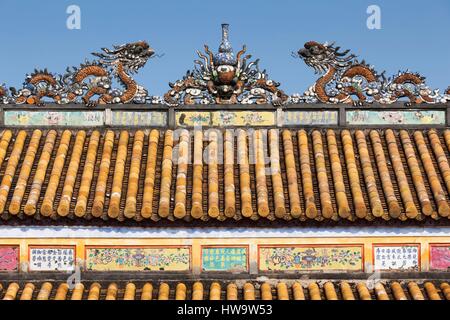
[1,0,449,96]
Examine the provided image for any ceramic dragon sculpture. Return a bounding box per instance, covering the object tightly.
[2,41,154,106]
[164,24,288,106]
[295,41,448,105]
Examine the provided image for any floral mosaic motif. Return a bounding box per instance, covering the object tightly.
[177,111,275,127]
[241,113,263,124]
[259,246,363,271]
[176,112,211,126]
[293,41,450,105]
[430,245,450,271]
[202,247,248,272]
[110,111,167,126]
[216,111,237,125]
[0,246,19,272]
[86,247,190,271]
[213,111,275,126]
[373,245,419,271]
[4,110,104,126]
[283,110,338,125]
[346,110,446,125]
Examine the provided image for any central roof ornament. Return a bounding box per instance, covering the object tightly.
[213,24,237,66]
[164,23,288,106]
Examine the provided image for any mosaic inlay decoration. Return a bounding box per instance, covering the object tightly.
[1,25,450,106]
[211,111,275,126]
[176,110,276,127]
[110,111,167,126]
[4,110,104,126]
[429,245,450,270]
[29,247,75,271]
[176,111,211,126]
[0,246,19,272]
[259,246,363,271]
[202,247,248,272]
[294,41,450,105]
[86,247,191,271]
[283,110,338,125]
[346,110,446,125]
[373,245,420,271]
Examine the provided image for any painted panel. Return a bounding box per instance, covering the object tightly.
[4,110,104,126]
[176,111,211,126]
[346,110,446,125]
[211,111,275,126]
[373,245,419,271]
[176,111,276,127]
[202,246,248,272]
[111,111,167,126]
[0,246,19,272]
[29,246,75,271]
[86,247,190,271]
[259,245,363,271]
[284,110,338,125]
[430,245,450,270]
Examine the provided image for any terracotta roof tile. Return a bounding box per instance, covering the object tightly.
[0,128,448,224]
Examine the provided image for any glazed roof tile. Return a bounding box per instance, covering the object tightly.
[0,280,449,300]
[0,128,449,224]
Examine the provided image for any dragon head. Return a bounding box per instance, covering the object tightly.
[296,41,356,74]
[93,41,155,73]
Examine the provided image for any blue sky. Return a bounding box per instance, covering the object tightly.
[1,0,449,95]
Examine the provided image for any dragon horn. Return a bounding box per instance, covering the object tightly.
[196,50,210,71]
[338,54,356,62]
[112,43,126,51]
[236,45,247,61]
[335,49,351,56]
[204,45,214,68]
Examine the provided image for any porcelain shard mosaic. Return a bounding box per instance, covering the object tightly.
[5,110,104,126]
[283,110,338,125]
[110,111,167,126]
[346,110,446,125]
[430,245,450,270]
[86,247,190,271]
[0,246,19,271]
[259,246,363,271]
[175,111,275,127]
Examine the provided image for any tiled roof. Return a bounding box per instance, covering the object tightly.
[1,280,449,300]
[0,128,450,223]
